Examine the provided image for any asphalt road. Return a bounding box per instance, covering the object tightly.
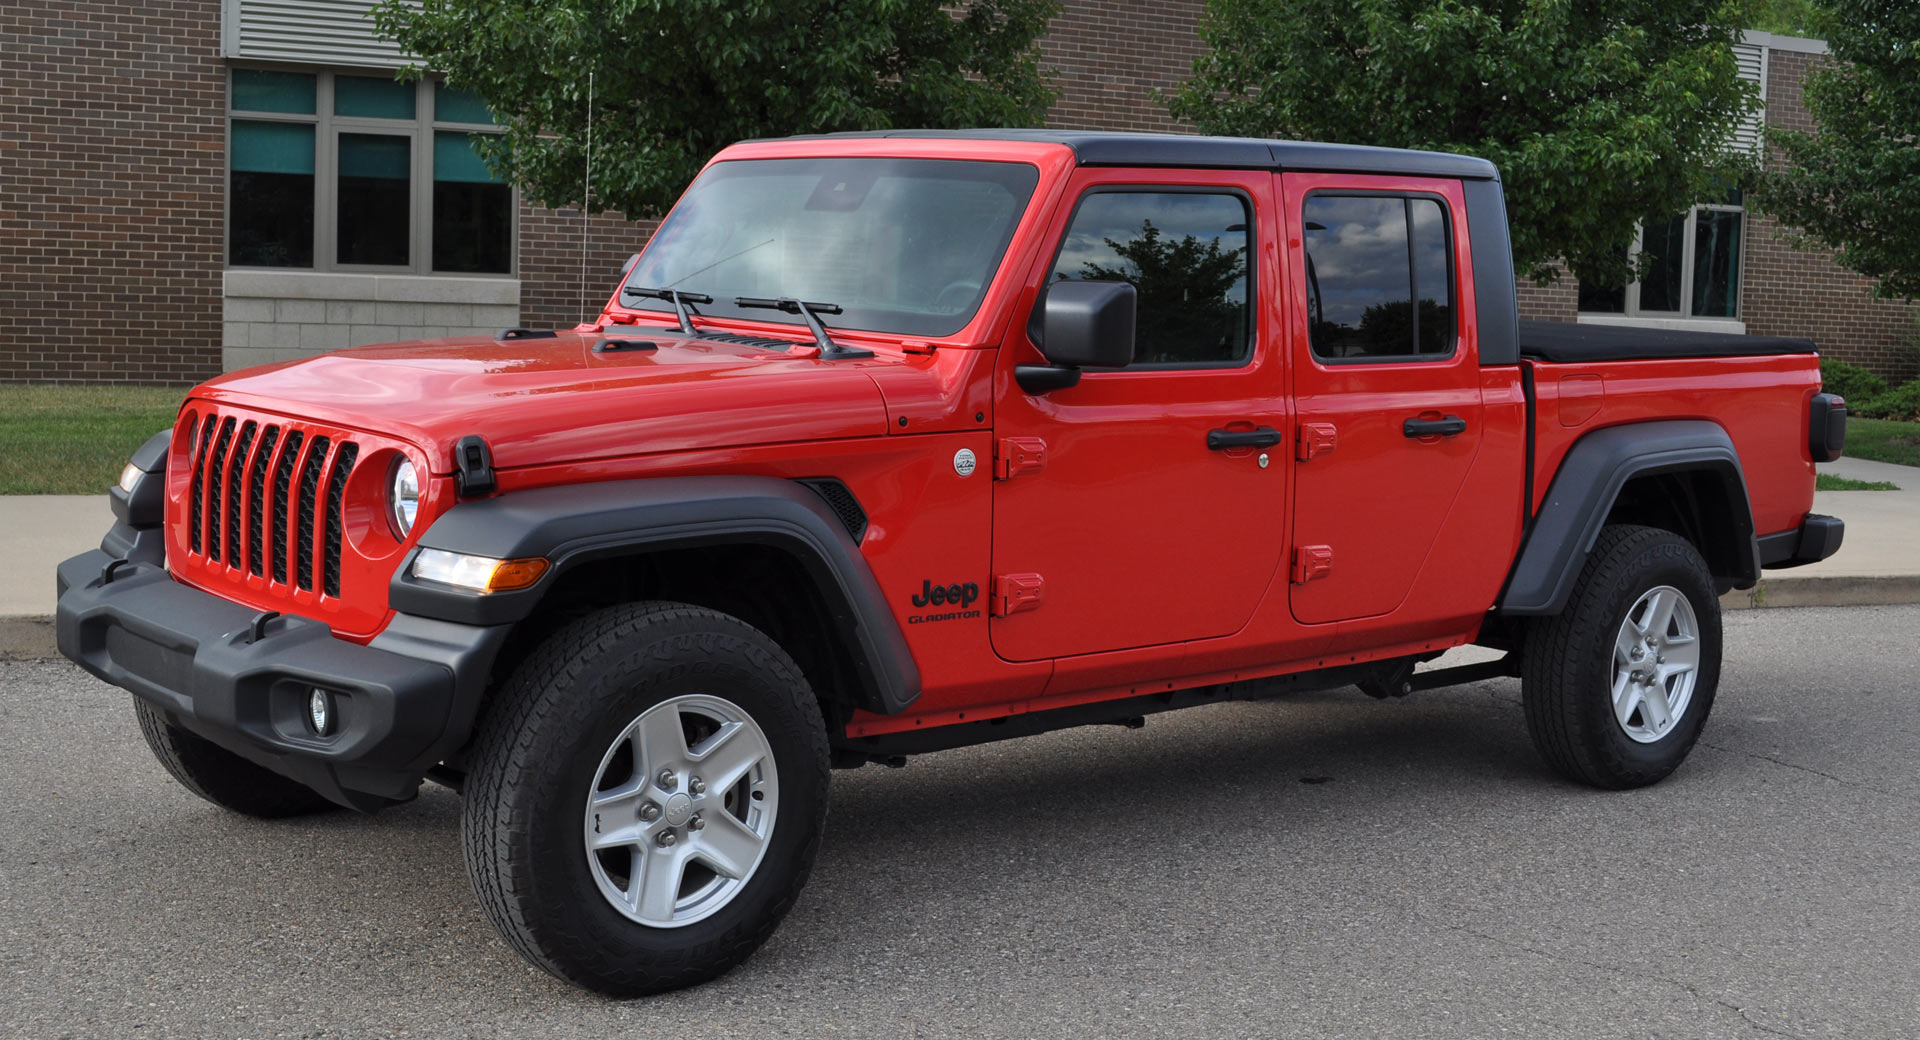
[4,606,1918,1039]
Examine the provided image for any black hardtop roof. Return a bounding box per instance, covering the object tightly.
[774,129,1499,180]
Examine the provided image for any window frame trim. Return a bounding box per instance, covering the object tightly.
[1033,183,1260,372]
[1299,188,1460,366]
[224,64,519,278]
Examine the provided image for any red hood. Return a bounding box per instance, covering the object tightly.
[196,331,893,473]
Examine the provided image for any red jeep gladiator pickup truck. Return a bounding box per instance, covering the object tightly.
[58,131,1847,996]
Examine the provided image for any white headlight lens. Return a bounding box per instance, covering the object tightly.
[118,462,143,494]
[389,458,420,537]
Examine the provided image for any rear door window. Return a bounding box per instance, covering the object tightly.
[1302,194,1454,360]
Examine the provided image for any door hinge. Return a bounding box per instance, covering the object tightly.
[991,573,1045,616]
[1291,545,1333,585]
[1296,422,1337,461]
[995,437,1047,480]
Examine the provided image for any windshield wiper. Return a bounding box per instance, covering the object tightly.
[733,297,872,359]
[621,286,712,334]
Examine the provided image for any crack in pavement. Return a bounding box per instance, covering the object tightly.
[1696,739,1908,801]
[1425,916,1809,1039]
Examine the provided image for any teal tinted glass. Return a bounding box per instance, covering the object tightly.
[434,82,495,124]
[334,76,415,119]
[231,120,315,174]
[434,131,503,183]
[339,133,410,179]
[232,69,316,114]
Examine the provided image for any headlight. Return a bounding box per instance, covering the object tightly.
[389,458,420,537]
[117,462,143,494]
[411,548,549,593]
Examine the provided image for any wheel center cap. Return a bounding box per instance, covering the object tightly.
[663,792,694,827]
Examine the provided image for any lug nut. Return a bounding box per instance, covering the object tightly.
[688,813,705,831]
[1630,646,1645,661]
[657,768,677,790]
[689,776,706,796]
[638,801,661,821]
[656,830,677,847]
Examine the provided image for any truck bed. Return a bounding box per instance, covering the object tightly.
[1518,320,1816,364]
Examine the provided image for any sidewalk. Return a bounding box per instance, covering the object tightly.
[3,458,1916,653]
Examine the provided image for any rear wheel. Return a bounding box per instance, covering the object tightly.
[1521,525,1722,789]
[134,698,337,818]
[462,601,829,997]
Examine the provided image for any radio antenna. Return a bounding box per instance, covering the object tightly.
[580,70,594,323]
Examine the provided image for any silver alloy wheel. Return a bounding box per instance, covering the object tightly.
[583,693,779,928]
[1610,585,1701,744]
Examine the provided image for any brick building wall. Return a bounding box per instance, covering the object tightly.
[1742,50,1917,379]
[0,0,226,383]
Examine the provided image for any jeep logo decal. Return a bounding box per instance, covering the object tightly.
[912,580,979,609]
[907,579,983,624]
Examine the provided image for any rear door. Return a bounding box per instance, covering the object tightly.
[989,168,1290,662]
[1282,173,1484,624]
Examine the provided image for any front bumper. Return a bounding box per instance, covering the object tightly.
[57,549,505,810]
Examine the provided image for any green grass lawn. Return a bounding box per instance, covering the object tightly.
[0,385,185,495]
[1816,472,1900,491]
[1844,417,1920,468]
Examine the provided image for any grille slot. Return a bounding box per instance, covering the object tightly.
[269,430,303,585]
[323,443,358,598]
[204,418,236,563]
[224,421,256,568]
[245,425,279,577]
[188,414,215,555]
[296,436,330,592]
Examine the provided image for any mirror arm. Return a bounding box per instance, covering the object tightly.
[1014,364,1082,395]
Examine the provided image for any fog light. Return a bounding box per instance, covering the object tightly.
[309,688,333,736]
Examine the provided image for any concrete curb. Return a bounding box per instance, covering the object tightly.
[6,573,1917,663]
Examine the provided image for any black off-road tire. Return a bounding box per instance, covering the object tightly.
[134,698,339,817]
[462,601,831,997]
[1521,524,1723,789]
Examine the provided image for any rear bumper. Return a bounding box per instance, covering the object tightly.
[1758,513,1845,570]
[57,549,505,810]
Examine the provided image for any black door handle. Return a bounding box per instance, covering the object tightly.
[1208,426,1283,451]
[1403,415,1467,438]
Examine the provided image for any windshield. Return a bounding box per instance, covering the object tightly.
[622,157,1042,338]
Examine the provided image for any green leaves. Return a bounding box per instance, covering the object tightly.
[374,0,1058,217]
[1168,0,1760,286]
[1759,0,1920,300]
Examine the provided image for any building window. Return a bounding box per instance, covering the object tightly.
[227,68,513,275]
[1047,191,1253,366]
[1578,192,1745,320]
[1302,193,1455,360]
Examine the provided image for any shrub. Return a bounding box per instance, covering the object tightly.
[1820,357,1888,405]
[1855,379,1920,421]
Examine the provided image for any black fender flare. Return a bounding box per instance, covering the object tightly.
[389,476,920,715]
[1499,420,1759,616]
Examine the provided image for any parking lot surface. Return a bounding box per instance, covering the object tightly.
[4,605,1918,1039]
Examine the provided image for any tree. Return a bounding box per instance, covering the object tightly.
[1080,221,1247,362]
[374,0,1058,218]
[1166,0,1761,287]
[1758,0,1920,300]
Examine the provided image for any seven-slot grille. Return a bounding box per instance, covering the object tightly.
[185,414,360,597]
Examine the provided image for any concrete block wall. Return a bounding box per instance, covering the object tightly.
[220,271,521,371]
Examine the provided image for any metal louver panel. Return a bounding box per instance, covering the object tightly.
[1731,43,1767,156]
[224,0,422,70]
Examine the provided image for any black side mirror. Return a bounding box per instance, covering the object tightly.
[1017,280,1136,394]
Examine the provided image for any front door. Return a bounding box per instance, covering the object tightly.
[989,169,1290,663]
[1282,172,1485,625]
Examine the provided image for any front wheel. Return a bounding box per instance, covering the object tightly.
[461,602,830,997]
[1521,525,1723,789]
